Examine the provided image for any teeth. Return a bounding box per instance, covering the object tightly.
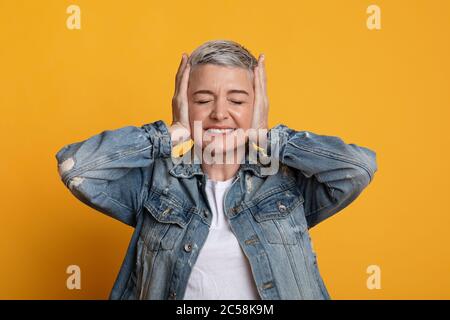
[206,128,235,134]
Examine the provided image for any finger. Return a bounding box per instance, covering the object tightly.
[257,55,269,129]
[255,56,264,115]
[175,53,188,94]
[260,54,267,94]
[258,54,269,116]
[258,55,265,95]
[253,65,261,108]
[252,65,263,130]
[179,61,191,101]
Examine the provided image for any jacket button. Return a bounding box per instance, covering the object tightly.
[184,243,193,252]
[162,207,172,217]
[278,202,287,213]
[169,291,176,300]
[262,281,274,290]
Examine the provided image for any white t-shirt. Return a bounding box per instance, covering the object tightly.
[183,176,261,300]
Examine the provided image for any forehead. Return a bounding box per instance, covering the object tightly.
[189,64,252,89]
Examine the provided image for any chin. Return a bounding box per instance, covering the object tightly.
[200,142,247,164]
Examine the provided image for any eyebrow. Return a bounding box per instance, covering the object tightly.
[193,89,249,96]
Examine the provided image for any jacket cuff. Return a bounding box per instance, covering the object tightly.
[267,124,295,159]
[142,120,172,159]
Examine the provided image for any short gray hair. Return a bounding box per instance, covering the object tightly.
[188,39,258,77]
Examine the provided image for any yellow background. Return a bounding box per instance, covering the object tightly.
[1,0,449,299]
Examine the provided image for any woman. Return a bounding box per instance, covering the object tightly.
[56,40,377,300]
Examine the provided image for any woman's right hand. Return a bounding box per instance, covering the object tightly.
[169,53,191,146]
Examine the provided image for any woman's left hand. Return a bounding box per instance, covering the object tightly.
[251,54,269,131]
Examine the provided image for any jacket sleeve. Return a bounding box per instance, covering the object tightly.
[55,120,172,227]
[268,124,378,229]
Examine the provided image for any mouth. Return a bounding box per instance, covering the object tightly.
[204,128,236,136]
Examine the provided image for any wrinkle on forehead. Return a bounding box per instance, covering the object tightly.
[188,64,254,96]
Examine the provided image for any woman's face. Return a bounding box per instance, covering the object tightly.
[187,63,255,160]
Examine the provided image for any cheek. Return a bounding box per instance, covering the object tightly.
[189,104,207,121]
[188,105,211,132]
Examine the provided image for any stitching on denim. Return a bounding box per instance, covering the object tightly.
[242,214,281,299]
[148,187,184,208]
[306,200,338,219]
[287,142,373,181]
[251,179,298,204]
[62,146,152,186]
[100,192,134,212]
[283,231,307,298]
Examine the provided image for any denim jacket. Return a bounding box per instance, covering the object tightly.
[55,120,377,300]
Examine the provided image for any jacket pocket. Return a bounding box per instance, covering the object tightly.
[141,190,190,251]
[250,186,305,245]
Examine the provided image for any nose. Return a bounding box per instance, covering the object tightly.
[210,97,229,121]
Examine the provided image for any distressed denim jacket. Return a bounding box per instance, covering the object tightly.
[55,120,377,300]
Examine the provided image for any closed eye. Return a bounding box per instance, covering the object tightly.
[195,100,243,105]
[195,100,212,104]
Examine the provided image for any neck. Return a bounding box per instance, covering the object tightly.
[200,149,245,181]
[201,162,240,181]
